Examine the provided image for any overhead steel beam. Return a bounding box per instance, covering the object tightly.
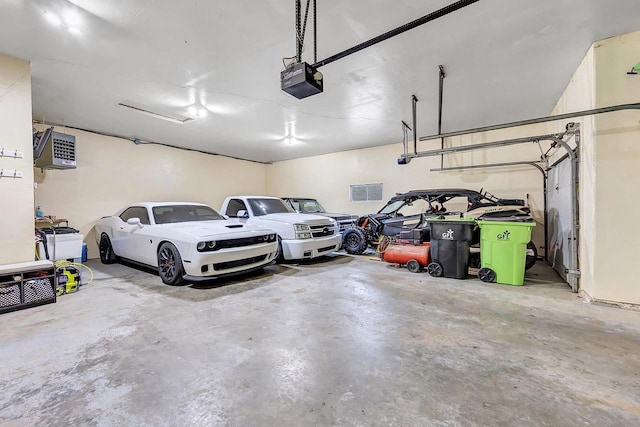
[312,0,479,68]
[413,102,640,145]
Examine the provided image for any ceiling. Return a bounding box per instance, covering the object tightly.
[0,0,639,163]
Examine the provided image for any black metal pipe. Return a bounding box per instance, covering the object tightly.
[296,0,302,63]
[438,65,446,168]
[412,95,418,154]
[313,0,317,63]
[311,0,480,68]
[417,103,640,143]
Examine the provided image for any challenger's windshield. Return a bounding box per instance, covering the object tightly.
[153,205,225,224]
[248,198,293,216]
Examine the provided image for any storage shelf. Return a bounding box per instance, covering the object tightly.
[0,261,56,315]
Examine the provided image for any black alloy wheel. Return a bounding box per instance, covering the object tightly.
[99,234,116,264]
[157,242,185,285]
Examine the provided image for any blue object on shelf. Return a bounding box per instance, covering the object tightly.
[81,243,87,262]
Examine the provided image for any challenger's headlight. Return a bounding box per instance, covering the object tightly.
[197,241,217,252]
[294,224,312,239]
[261,234,277,242]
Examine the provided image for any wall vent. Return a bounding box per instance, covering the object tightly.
[350,183,383,202]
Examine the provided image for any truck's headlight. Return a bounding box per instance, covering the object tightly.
[294,224,312,239]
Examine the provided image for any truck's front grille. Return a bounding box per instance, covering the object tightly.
[310,225,335,238]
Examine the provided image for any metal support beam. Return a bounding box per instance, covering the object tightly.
[312,0,479,68]
[438,65,446,168]
[412,95,418,155]
[413,102,640,145]
[406,133,567,159]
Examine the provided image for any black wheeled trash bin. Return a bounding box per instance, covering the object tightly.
[425,218,475,279]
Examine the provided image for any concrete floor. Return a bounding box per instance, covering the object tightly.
[1,254,639,426]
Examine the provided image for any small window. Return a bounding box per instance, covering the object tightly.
[350,183,383,202]
[225,199,247,217]
[120,207,150,225]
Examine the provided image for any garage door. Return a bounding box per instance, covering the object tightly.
[546,157,573,283]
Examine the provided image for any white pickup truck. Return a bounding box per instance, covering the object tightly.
[220,196,343,261]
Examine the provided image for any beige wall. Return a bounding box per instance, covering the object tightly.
[267,124,550,249]
[590,31,640,305]
[0,53,34,265]
[34,128,268,259]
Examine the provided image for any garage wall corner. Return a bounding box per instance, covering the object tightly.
[0,52,34,265]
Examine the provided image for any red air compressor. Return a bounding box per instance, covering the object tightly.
[382,243,431,273]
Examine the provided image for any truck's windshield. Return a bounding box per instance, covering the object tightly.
[290,199,326,213]
[248,198,293,216]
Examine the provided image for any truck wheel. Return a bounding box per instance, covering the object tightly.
[343,228,368,255]
[406,259,422,273]
[525,241,537,270]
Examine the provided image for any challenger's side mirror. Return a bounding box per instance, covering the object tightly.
[127,217,144,229]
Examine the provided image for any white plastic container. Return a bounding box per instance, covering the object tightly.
[38,233,84,261]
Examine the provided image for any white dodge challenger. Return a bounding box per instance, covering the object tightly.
[94,202,278,285]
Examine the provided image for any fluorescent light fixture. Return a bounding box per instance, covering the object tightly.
[118,100,193,124]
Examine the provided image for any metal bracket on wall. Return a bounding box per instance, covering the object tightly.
[0,169,24,178]
[0,148,24,158]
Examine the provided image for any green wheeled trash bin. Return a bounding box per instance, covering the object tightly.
[476,220,535,285]
[425,218,476,279]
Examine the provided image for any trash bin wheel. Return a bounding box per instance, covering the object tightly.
[426,261,444,277]
[478,267,496,283]
[406,259,422,273]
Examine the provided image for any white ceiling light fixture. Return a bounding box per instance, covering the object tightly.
[188,105,207,118]
[44,11,62,27]
[118,100,193,125]
[43,9,83,34]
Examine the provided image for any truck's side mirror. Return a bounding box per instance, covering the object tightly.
[237,210,249,219]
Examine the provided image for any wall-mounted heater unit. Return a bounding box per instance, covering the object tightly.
[33,128,77,169]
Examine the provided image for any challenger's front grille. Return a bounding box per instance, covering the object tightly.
[210,236,267,251]
[310,225,335,238]
[213,255,268,271]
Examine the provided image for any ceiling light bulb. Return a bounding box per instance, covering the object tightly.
[188,106,198,116]
[44,11,62,27]
[64,10,81,26]
[198,108,206,117]
[67,26,81,34]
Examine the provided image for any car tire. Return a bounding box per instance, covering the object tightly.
[157,242,185,286]
[274,236,285,262]
[525,241,538,271]
[99,234,116,264]
[343,227,368,255]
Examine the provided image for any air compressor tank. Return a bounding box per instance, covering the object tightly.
[383,243,431,273]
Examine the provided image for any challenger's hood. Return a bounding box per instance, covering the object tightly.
[159,220,271,240]
[262,213,333,226]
